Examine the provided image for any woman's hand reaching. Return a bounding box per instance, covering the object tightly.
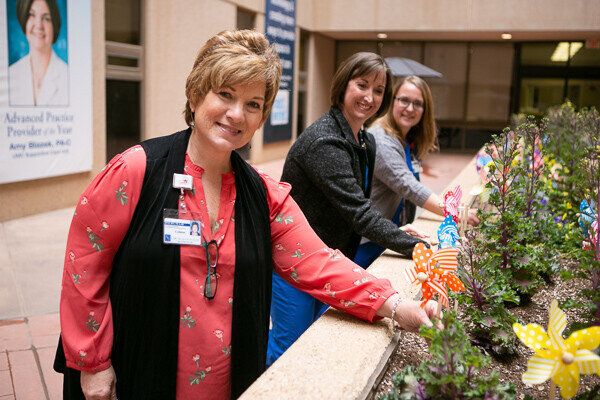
[400,224,430,239]
[394,299,439,332]
[377,294,441,333]
[467,208,481,227]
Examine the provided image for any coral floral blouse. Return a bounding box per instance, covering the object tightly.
[59,145,396,399]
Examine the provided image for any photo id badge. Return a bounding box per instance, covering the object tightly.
[163,209,202,246]
[411,159,423,174]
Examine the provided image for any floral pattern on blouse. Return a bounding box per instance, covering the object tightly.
[59,148,396,400]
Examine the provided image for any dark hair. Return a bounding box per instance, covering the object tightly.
[329,52,393,127]
[184,30,282,126]
[17,0,62,44]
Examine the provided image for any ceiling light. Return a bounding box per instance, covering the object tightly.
[377,33,388,39]
[501,33,512,40]
[551,42,583,62]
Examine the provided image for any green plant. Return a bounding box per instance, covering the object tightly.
[479,122,554,296]
[453,230,518,358]
[379,312,516,400]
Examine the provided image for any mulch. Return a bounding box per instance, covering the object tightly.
[373,258,600,399]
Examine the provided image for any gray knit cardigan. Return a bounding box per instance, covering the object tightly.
[281,106,422,258]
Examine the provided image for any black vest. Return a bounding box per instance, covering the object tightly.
[55,129,273,399]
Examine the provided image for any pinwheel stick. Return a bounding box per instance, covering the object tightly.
[459,203,467,237]
[549,381,556,400]
[436,297,443,318]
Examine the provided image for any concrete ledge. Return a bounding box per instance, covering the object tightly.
[240,155,480,399]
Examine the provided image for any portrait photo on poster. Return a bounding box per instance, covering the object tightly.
[6,0,69,107]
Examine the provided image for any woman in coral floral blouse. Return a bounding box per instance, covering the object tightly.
[54,30,438,400]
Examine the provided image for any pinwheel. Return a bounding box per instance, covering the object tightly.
[583,220,598,255]
[513,300,600,399]
[437,215,459,249]
[404,243,464,311]
[470,184,490,205]
[443,185,463,223]
[476,152,493,176]
[579,200,597,234]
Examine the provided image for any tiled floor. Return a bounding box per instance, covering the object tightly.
[0,315,61,400]
[0,151,475,399]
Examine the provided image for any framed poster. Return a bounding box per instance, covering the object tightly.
[0,0,92,184]
[263,0,295,143]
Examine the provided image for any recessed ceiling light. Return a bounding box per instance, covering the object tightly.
[377,33,388,39]
[501,33,512,40]
[551,42,583,62]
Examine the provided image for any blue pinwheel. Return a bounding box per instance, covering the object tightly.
[438,215,459,249]
[579,200,597,234]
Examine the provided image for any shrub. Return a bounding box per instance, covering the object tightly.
[452,230,518,358]
[379,312,515,400]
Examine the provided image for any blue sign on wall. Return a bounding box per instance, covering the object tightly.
[264,0,295,143]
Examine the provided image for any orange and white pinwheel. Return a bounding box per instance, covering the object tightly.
[443,186,463,223]
[513,300,600,399]
[404,243,464,309]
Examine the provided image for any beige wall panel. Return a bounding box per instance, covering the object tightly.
[311,0,471,31]
[470,0,600,30]
[224,0,264,14]
[373,0,470,31]
[0,1,106,222]
[309,0,599,33]
[311,0,376,31]
[143,0,236,141]
[296,0,313,30]
[306,33,335,126]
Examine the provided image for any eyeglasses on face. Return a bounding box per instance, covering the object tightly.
[203,240,219,299]
[395,96,424,111]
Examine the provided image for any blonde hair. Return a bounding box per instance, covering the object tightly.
[183,30,282,125]
[379,76,438,159]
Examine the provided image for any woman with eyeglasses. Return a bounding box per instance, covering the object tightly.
[54,32,438,400]
[353,75,480,269]
[268,55,432,367]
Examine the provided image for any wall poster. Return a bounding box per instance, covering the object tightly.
[0,0,92,184]
[263,0,295,144]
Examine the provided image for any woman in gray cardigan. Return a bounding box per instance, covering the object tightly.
[267,54,430,366]
[355,76,479,268]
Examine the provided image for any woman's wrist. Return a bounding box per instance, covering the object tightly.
[377,293,404,321]
[390,295,404,323]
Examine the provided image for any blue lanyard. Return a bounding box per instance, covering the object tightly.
[405,142,420,179]
[358,131,369,192]
[392,143,420,225]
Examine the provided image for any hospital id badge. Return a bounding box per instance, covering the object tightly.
[163,209,202,246]
[411,159,423,173]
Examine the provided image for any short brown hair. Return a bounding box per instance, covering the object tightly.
[17,0,61,44]
[329,52,393,127]
[378,76,438,159]
[184,30,282,126]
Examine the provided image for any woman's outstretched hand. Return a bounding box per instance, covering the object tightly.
[81,365,117,400]
[377,295,441,333]
[394,299,441,332]
[467,208,481,227]
[400,224,430,239]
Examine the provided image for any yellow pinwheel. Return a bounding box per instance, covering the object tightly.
[513,300,600,399]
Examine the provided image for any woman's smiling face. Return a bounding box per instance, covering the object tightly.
[26,0,54,53]
[190,80,266,155]
[393,82,425,137]
[341,70,386,134]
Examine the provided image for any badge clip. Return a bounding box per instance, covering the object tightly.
[173,173,193,190]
